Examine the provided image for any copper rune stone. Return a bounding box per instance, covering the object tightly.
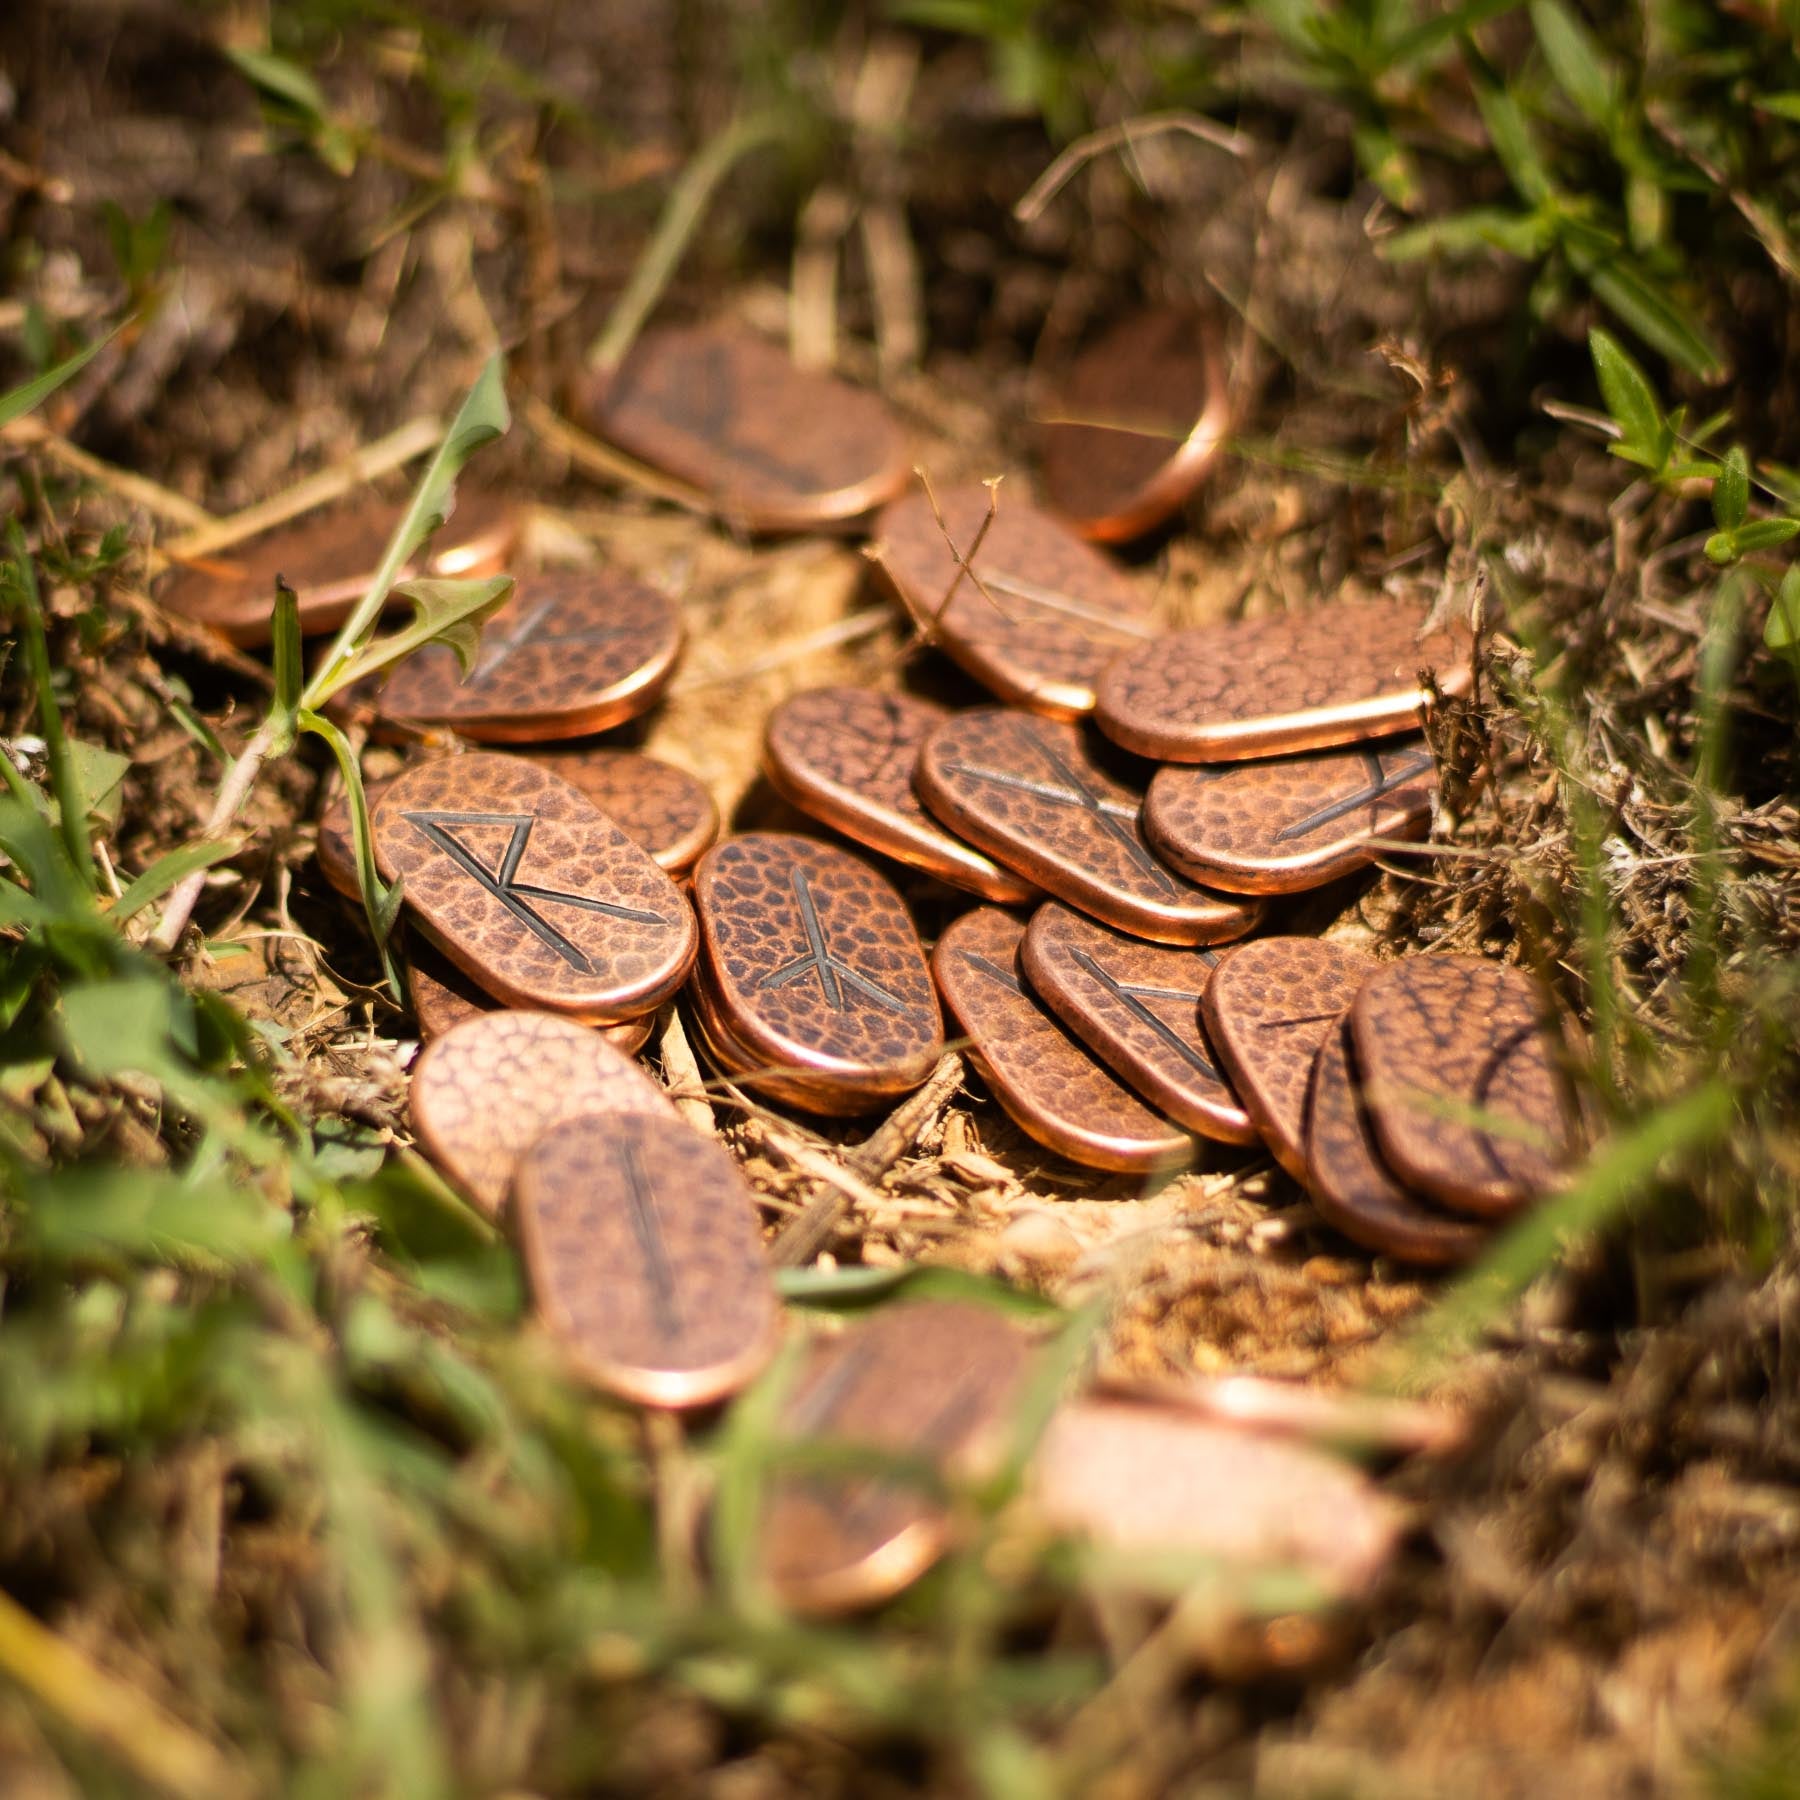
[872,483,1155,717]
[1200,936,1375,1181]
[526,748,717,877]
[581,323,910,532]
[1144,738,1438,894]
[514,1111,778,1409]
[408,1009,675,1218]
[1033,307,1232,544]
[159,491,517,648]
[916,707,1259,946]
[374,754,697,1023]
[405,938,651,1054]
[1303,1019,1489,1265]
[377,569,683,743]
[762,686,1037,904]
[1349,955,1573,1217]
[1020,902,1253,1143]
[932,907,1192,1174]
[758,1300,1035,1613]
[690,833,944,1115]
[1094,598,1475,763]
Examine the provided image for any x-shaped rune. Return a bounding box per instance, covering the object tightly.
[1273,746,1434,842]
[757,865,911,1015]
[466,597,637,686]
[1067,947,1223,1084]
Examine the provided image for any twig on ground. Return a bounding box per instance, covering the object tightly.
[656,1002,717,1133]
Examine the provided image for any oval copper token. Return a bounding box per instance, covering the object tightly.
[160,491,517,648]
[529,748,717,876]
[377,569,682,743]
[760,1300,1034,1613]
[406,940,652,1053]
[515,1111,778,1409]
[1095,598,1475,763]
[691,833,943,1115]
[1020,903,1253,1143]
[762,687,1037,904]
[916,708,1259,946]
[409,1009,675,1218]
[374,754,697,1023]
[1349,956,1572,1217]
[583,323,909,532]
[1033,307,1232,544]
[873,484,1155,717]
[1201,936,1374,1181]
[1144,739,1438,895]
[1304,1020,1488,1265]
[933,908,1191,1174]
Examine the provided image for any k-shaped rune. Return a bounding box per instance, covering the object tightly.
[757,864,911,1014]
[1273,746,1435,842]
[466,597,637,686]
[1067,947,1222,1082]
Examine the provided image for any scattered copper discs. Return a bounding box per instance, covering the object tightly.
[690,834,944,1114]
[759,1301,1035,1613]
[377,569,683,743]
[1144,738,1438,895]
[873,484,1155,717]
[159,491,517,648]
[1349,956,1572,1217]
[514,1111,778,1409]
[582,323,910,532]
[1201,936,1374,1181]
[1020,903,1253,1143]
[528,748,718,877]
[916,708,1259,946]
[762,686,1036,904]
[1033,307,1232,544]
[1304,1020,1488,1265]
[409,1009,675,1218]
[374,754,697,1023]
[933,908,1192,1174]
[1094,598,1475,763]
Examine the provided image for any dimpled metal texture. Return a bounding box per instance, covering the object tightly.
[514,1111,778,1410]
[1144,738,1438,895]
[159,491,517,647]
[406,940,651,1053]
[1350,955,1570,1217]
[763,686,1036,904]
[760,1300,1035,1614]
[1095,598,1475,763]
[375,754,697,1022]
[1020,903,1253,1143]
[1304,1020,1488,1265]
[933,907,1192,1174]
[916,708,1259,946]
[1201,936,1374,1181]
[529,748,718,876]
[1034,308,1231,545]
[873,484,1155,717]
[584,323,910,532]
[692,834,943,1113]
[408,1009,675,1218]
[377,569,682,743]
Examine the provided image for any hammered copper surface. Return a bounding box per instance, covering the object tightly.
[762,686,1036,904]
[317,776,393,901]
[916,708,1259,945]
[1144,739,1438,894]
[1020,903,1253,1143]
[1033,308,1231,544]
[408,1009,675,1218]
[873,484,1155,717]
[374,754,697,1022]
[1350,955,1570,1217]
[692,834,943,1113]
[1304,1019,1488,1265]
[377,569,682,742]
[760,1300,1035,1613]
[932,907,1192,1173]
[159,491,517,648]
[515,1111,778,1409]
[1095,598,1475,763]
[583,323,910,532]
[407,940,652,1052]
[529,748,718,875]
[1201,936,1374,1181]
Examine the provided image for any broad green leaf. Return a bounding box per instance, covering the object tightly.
[1473,73,1555,206]
[324,574,513,694]
[0,323,121,431]
[1754,91,1800,124]
[62,740,131,829]
[1714,446,1750,532]
[224,46,335,121]
[58,974,189,1083]
[1383,206,1554,262]
[20,1163,289,1266]
[109,837,244,926]
[1732,518,1800,551]
[0,793,93,921]
[1765,564,1800,648]
[1530,0,1617,130]
[1590,327,1663,458]
[1584,255,1725,380]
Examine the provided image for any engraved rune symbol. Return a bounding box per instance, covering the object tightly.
[656,338,821,495]
[958,948,1025,996]
[465,597,634,686]
[758,865,910,1014]
[404,809,667,972]
[620,1136,681,1339]
[1067,947,1222,1084]
[1273,746,1434,843]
